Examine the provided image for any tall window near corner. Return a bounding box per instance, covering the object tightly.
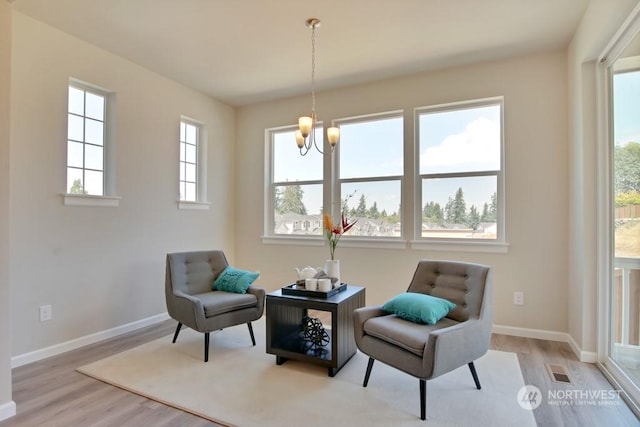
[416,98,504,241]
[67,83,106,196]
[179,119,200,202]
[335,112,404,238]
[267,126,323,236]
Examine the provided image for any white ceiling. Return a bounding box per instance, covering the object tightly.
[12,0,590,106]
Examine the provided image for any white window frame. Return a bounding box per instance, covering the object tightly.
[178,116,209,210]
[64,79,119,207]
[263,125,325,245]
[595,3,640,406]
[332,111,406,249]
[411,97,508,253]
[262,99,508,254]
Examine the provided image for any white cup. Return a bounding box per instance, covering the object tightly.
[318,278,331,292]
[305,278,318,291]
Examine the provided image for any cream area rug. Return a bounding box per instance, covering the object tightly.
[77,319,537,427]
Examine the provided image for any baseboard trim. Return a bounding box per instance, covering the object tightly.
[493,324,569,342]
[492,324,597,363]
[11,312,171,368]
[0,400,16,422]
[568,334,598,363]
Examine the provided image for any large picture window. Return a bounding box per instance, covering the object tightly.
[268,127,324,235]
[416,98,503,241]
[264,98,505,252]
[336,112,404,238]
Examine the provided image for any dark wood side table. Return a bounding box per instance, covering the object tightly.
[266,285,365,377]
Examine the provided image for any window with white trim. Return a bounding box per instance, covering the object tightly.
[179,120,200,202]
[267,126,324,236]
[67,83,107,196]
[416,98,503,241]
[335,112,404,238]
[178,117,208,209]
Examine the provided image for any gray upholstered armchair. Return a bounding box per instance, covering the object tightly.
[165,250,265,362]
[353,260,492,420]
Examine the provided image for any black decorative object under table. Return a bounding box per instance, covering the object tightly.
[266,285,365,377]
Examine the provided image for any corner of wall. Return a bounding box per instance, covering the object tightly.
[568,333,599,363]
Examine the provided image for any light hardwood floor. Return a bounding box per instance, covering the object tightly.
[1,319,639,427]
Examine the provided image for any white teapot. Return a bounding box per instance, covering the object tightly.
[295,266,320,280]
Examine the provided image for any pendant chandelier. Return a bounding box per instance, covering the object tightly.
[295,18,339,156]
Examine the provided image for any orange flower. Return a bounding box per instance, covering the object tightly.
[323,213,333,231]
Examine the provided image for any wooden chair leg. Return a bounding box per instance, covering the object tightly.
[468,361,481,389]
[172,322,182,343]
[247,322,256,346]
[363,357,375,387]
[419,379,426,420]
[204,332,210,362]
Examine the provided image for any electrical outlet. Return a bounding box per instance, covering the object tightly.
[513,292,524,305]
[39,305,52,322]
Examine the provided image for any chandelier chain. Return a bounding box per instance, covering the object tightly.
[311,22,316,117]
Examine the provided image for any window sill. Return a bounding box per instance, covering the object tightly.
[262,236,408,250]
[178,201,211,210]
[410,239,509,254]
[262,236,509,254]
[63,193,120,207]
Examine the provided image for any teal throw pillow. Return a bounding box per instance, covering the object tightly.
[382,292,456,324]
[213,266,259,294]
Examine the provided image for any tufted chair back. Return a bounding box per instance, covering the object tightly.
[406,259,490,323]
[166,250,229,296]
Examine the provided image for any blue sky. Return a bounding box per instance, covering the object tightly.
[418,105,499,212]
[613,70,640,146]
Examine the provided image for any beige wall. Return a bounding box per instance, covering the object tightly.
[567,0,639,357]
[9,12,236,356]
[236,50,570,334]
[0,0,14,422]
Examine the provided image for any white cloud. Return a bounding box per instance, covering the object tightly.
[615,131,640,146]
[420,117,499,170]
